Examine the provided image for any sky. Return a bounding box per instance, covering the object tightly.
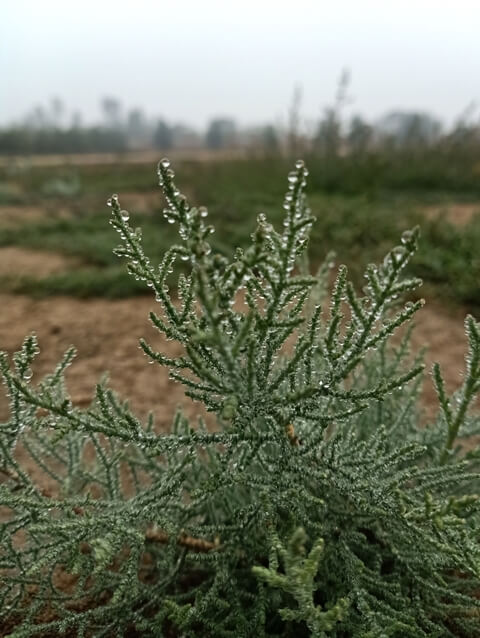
[2,0,480,130]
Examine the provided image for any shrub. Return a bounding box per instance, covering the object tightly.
[1,160,480,637]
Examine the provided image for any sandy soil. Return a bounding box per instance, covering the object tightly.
[421,202,480,226]
[0,294,196,426]
[0,205,55,227]
[0,247,82,279]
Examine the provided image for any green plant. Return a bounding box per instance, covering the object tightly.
[1,160,480,637]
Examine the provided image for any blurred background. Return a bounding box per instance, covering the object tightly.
[1,0,479,418]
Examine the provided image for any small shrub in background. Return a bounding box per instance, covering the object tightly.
[1,160,480,637]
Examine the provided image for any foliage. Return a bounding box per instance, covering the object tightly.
[1,160,480,636]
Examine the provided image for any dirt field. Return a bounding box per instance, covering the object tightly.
[421,201,480,226]
[0,149,249,168]
[0,293,193,426]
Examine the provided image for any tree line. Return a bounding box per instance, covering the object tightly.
[1,91,480,158]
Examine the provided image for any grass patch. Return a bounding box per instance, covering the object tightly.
[0,214,177,267]
[0,158,479,309]
[0,266,146,298]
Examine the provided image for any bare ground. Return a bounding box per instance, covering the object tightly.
[0,247,82,279]
[421,202,480,226]
[0,294,195,425]
[0,149,249,169]
[0,205,57,228]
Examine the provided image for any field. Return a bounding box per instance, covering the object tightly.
[0,152,479,421]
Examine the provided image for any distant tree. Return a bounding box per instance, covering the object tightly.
[445,102,480,152]
[206,118,236,149]
[126,108,148,149]
[153,119,173,150]
[376,111,442,149]
[71,111,83,129]
[25,105,48,129]
[0,128,31,154]
[261,124,279,154]
[314,108,341,156]
[287,84,303,156]
[347,115,372,154]
[50,97,65,128]
[0,125,127,155]
[101,97,123,129]
[313,69,352,157]
[127,108,145,135]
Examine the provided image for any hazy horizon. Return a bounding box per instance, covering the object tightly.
[2,0,480,130]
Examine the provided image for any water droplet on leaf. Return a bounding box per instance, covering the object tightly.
[288,172,298,184]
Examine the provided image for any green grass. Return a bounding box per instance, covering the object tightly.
[0,214,176,266]
[0,158,479,310]
[0,267,146,298]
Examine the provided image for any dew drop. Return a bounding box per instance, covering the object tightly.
[295,160,305,169]
[120,209,130,221]
[392,246,407,261]
[159,158,170,169]
[199,206,208,218]
[288,172,298,184]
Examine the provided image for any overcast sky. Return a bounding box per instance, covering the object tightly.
[2,0,480,130]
